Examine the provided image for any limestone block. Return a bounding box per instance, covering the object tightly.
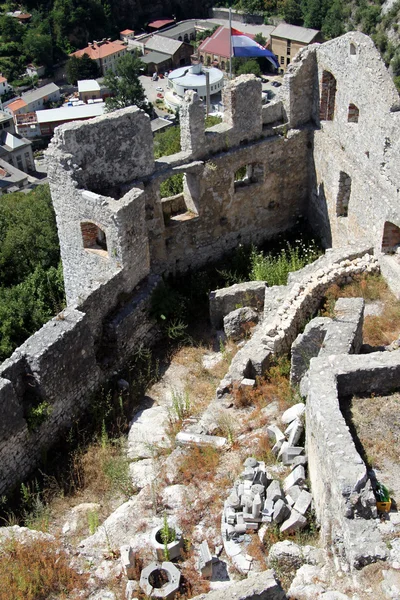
[281,446,304,466]
[267,425,286,443]
[293,490,312,515]
[198,540,213,579]
[281,403,305,425]
[287,419,304,447]
[175,431,227,448]
[273,499,291,524]
[120,545,136,580]
[280,510,307,534]
[267,480,283,503]
[268,540,304,570]
[223,307,259,341]
[189,568,286,599]
[283,466,306,492]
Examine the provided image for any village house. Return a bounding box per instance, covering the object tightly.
[269,23,321,72]
[70,40,128,76]
[0,111,34,173]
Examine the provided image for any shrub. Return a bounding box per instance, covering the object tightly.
[249,240,321,285]
[0,536,88,600]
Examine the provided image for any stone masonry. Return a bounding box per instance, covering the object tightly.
[1,31,400,503]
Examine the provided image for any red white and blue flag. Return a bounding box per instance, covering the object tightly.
[231,28,279,69]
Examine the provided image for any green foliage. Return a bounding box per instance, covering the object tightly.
[160,514,176,560]
[0,185,65,361]
[321,0,345,39]
[236,58,262,77]
[171,389,191,421]
[277,0,303,24]
[26,401,52,431]
[153,125,181,158]
[249,240,321,285]
[150,280,189,340]
[205,115,222,128]
[0,185,60,287]
[254,32,267,46]
[87,509,99,534]
[104,53,149,113]
[23,28,53,68]
[160,173,184,198]
[66,53,100,85]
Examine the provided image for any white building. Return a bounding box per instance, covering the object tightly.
[165,63,224,111]
[0,75,10,97]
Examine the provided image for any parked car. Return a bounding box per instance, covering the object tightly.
[156,87,163,92]
[272,81,282,87]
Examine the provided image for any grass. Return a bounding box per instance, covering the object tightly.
[0,536,89,600]
[176,445,221,485]
[321,273,400,346]
[249,240,322,285]
[233,355,301,412]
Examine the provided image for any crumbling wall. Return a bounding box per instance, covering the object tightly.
[309,32,400,252]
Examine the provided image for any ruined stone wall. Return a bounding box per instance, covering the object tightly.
[307,32,400,253]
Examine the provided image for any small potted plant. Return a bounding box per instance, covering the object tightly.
[375,481,392,513]
[151,515,184,561]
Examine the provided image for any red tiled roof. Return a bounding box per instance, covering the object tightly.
[120,29,134,35]
[0,76,7,84]
[16,13,31,20]
[71,40,126,61]
[199,26,255,59]
[148,19,174,29]
[6,98,27,113]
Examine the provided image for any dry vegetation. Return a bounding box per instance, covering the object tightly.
[0,536,89,600]
[322,273,400,345]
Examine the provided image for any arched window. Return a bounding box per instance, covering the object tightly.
[382,222,400,253]
[319,71,337,121]
[347,103,359,123]
[80,222,108,254]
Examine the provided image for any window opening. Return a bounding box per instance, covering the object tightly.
[336,171,351,217]
[320,70,337,121]
[347,103,359,123]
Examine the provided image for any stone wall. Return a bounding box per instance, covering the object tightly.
[2,31,400,497]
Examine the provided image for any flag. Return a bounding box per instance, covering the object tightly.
[231,28,279,69]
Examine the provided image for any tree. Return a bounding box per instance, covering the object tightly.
[278,0,303,24]
[0,185,60,288]
[254,32,267,47]
[236,58,262,77]
[23,29,54,68]
[66,54,100,85]
[104,53,150,114]
[322,0,345,39]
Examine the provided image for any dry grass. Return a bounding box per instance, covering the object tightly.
[176,445,221,485]
[233,356,300,412]
[251,432,277,465]
[321,274,400,346]
[0,536,89,600]
[349,393,400,469]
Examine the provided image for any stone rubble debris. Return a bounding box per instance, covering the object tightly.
[222,453,311,573]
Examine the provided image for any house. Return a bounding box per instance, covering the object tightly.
[21,83,60,111]
[6,10,31,22]
[5,83,61,118]
[0,112,15,133]
[0,129,34,173]
[198,26,232,70]
[148,19,175,32]
[120,29,135,43]
[36,103,105,137]
[0,76,10,97]
[158,20,210,43]
[70,40,128,76]
[270,24,321,72]
[26,64,46,78]
[14,113,41,138]
[5,98,28,117]
[0,158,30,195]
[140,51,172,75]
[144,35,192,70]
[78,80,101,103]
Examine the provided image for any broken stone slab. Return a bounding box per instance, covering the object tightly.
[244,457,258,468]
[227,492,241,509]
[285,485,303,503]
[120,545,136,580]
[190,568,286,600]
[262,499,274,518]
[281,446,304,466]
[198,540,213,579]
[281,403,305,425]
[267,480,283,503]
[175,431,226,448]
[278,441,289,460]
[267,424,286,443]
[125,579,140,600]
[241,377,256,387]
[224,539,242,557]
[287,419,304,447]
[283,465,306,492]
[272,439,284,456]
[223,306,259,341]
[252,493,262,518]
[292,455,308,468]
[232,552,253,574]
[268,540,305,570]
[280,509,307,534]
[293,490,312,515]
[273,499,291,524]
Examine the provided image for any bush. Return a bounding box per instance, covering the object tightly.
[249,240,321,285]
[0,536,88,600]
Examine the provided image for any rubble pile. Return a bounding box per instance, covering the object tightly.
[267,403,305,466]
[221,410,312,574]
